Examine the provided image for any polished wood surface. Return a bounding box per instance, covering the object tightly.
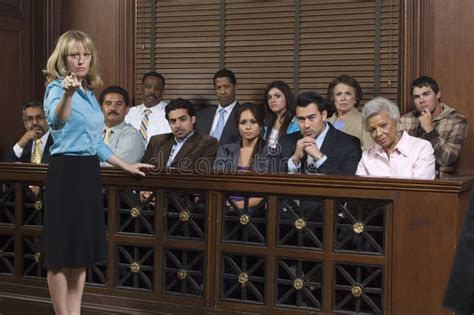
[0,164,471,314]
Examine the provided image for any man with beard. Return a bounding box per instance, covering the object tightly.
[125,71,171,145]
[400,76,468,177]
[99,86,145,165]
[3,100,53,163]
[142,98,218,172]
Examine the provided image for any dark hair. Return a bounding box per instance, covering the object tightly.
[99,86,130,107]
[22,100,44,112]
[296,91,326,113]
[234,102,265,168]
[165,98,196,121]
[213,68,237,86]
[410,75,440,96]
[142,71,166,87]
[263,80,296,142]
[326,74,363,109]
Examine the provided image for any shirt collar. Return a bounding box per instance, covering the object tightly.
[314,122,330,144]
[104,121,126,132]
[217,100,237,113]
[174,130,194,144]
[141,101,166,113]
[368,129,408,158]
[40,130,50,143]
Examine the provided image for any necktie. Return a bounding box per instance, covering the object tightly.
[31,139,42,164]
[103,127,112,145]
[140,109,152,142]
[212,108,226,141]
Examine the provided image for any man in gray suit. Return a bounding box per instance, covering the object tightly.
[100,86,145,165]
[195,68,243,145]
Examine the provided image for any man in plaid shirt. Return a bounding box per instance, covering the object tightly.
[400,76,468,177]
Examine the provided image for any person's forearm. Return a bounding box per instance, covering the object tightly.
[54,92,74,122]
[106,154,130,172]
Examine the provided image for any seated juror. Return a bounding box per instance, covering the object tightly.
[400,75,468,177]
[277,91,362,175]
[356,97,435,179]
[141,98,219,173]
[99,85,145,165]
[214,102,270,174]
[3,100,53,163]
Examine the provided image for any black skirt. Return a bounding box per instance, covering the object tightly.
[42,155,106,269]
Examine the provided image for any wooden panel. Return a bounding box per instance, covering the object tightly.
[0,165,471,313]
[61,0,134,101]
[0,0,32,158]
[431,0,474,171]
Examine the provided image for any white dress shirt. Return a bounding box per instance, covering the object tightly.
[209,100,238,136]
[13,131,51,159]
[125,101,171,145]
[288,123,329,173]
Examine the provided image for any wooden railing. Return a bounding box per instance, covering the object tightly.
[0,163,472,314]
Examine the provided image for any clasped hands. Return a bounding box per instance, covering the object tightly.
[291,136,323,163]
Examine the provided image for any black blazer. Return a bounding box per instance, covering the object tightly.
[277,123,361,175]
[195,102,243,146]
[3,134,54,163]
[443,187,474,314]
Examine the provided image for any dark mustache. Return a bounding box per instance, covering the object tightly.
[107,111,119,115]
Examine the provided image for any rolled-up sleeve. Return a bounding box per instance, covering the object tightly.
[96,138,113,162]
[44,81,66,130]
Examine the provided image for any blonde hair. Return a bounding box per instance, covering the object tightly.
[43,30,102,89]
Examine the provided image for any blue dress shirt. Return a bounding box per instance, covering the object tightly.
[44,80,113,161]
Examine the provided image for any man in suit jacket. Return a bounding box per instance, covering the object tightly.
[3,100,53,163]
[142,98,218,173]
[195,68,243,145]
[277,91,361,175]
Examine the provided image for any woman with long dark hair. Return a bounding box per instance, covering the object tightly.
[263,80,298,148]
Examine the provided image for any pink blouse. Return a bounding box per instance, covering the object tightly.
[356,130,435,179]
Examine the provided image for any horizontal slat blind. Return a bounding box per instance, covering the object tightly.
[300,0,400,105]
[135,0,153,100]
[224,0,295,104]
[136,0,401,107]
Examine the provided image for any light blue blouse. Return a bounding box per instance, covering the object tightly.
[44,80,112,161]
[263,116,299,137]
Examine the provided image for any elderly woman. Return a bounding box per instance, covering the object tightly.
[326,74,374,149]
[356,97,435,179]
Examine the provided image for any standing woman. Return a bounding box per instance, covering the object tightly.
[326,74,374,150]
[263,81,299,148]
[42,30,150,314]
